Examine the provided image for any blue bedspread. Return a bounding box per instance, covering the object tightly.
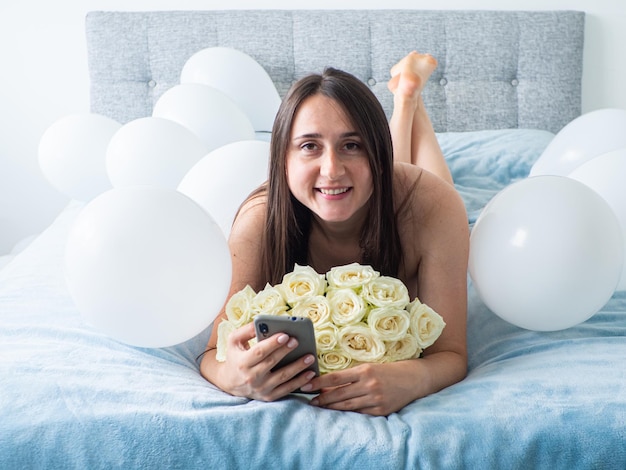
[1,129,625,469]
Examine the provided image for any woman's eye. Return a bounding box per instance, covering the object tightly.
[301,142,317,151]
[344,142,361,151]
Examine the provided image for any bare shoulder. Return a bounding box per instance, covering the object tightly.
[392,163,468,266]
[393,163,467,222]
[227,193,268,292]
[230,192,267,239]
[392,164,469,314]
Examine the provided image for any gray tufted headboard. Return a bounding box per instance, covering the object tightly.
[86,10,584,134]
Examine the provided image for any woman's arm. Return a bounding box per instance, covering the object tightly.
[199,199,317,400]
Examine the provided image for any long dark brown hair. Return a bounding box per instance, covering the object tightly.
[253,68,402,285]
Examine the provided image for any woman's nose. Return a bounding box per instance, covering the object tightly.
[320,149,345,180]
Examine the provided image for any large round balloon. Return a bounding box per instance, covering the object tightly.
[106,117,209,189]
[469,176,623,331]
[180,47,281,133]
[178,140,270,237]
[39,113,121,201]
[568,148,626,291]
[152,83,254,152]
[530,108,626,177]
[65,186,231,347]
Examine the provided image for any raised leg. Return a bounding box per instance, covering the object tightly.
[388,52,453,185]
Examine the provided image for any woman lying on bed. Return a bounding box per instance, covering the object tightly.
[200,52,469,416]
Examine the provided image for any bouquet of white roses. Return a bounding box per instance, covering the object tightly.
[216,263,445,374]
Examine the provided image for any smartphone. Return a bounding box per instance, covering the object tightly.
[254,315,320,377]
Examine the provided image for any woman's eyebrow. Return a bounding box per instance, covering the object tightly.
[293,133,322,140]
[293,131,360,140]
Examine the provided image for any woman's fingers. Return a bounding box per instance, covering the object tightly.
[226,322,256,350]
[307,364,397,416]
[226,323,317,400]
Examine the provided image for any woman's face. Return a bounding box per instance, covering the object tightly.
[286,94,374,225]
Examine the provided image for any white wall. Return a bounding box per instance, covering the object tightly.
[1,0,625,255]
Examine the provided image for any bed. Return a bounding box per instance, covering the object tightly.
[3,9,625,469]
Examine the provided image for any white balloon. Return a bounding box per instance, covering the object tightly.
[469,176,623,331]
[65,186,231,348]
[180,47,281,133]
[178,140,269,237]
[152,83,254,152]
[106,117,209,189]
[38,113,121,201]
[568,148,626,290]
[530,108,626,177]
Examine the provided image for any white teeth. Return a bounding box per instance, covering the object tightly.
[320,188,349,195]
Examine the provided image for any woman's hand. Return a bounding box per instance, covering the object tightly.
[300,361,420,416]
[212,322,317,401]
[301,350,466,416]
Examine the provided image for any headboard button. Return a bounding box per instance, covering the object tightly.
[367,78,377,86]
[439,78,448,86]
[511,79,519,87]
[148,79,157,88]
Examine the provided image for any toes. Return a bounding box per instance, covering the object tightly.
[390,51,418,77]
[389,52,437,80]
[416,53,438,74]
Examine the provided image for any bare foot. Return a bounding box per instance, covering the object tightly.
[387,51,438,98]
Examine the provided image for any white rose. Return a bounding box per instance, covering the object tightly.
[326,287,367,326]
[290,295,331,328]
[224,284,256,327]
[368,306,411,341]
[250,283,289,317]
[278,264,327,305]
[318,349,352,373]
[338,323,386,363]
[215,319,236,362]
[408,300,446,349]
[382,334,421,363]
[361,275,410,309]
[315,324,338,352]
[326,263,380,290]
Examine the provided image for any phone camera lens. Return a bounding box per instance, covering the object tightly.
[259,323,269,335]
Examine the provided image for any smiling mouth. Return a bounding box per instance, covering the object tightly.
[319,188,350,195]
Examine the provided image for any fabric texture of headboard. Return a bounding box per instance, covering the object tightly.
[85,10,584,134]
